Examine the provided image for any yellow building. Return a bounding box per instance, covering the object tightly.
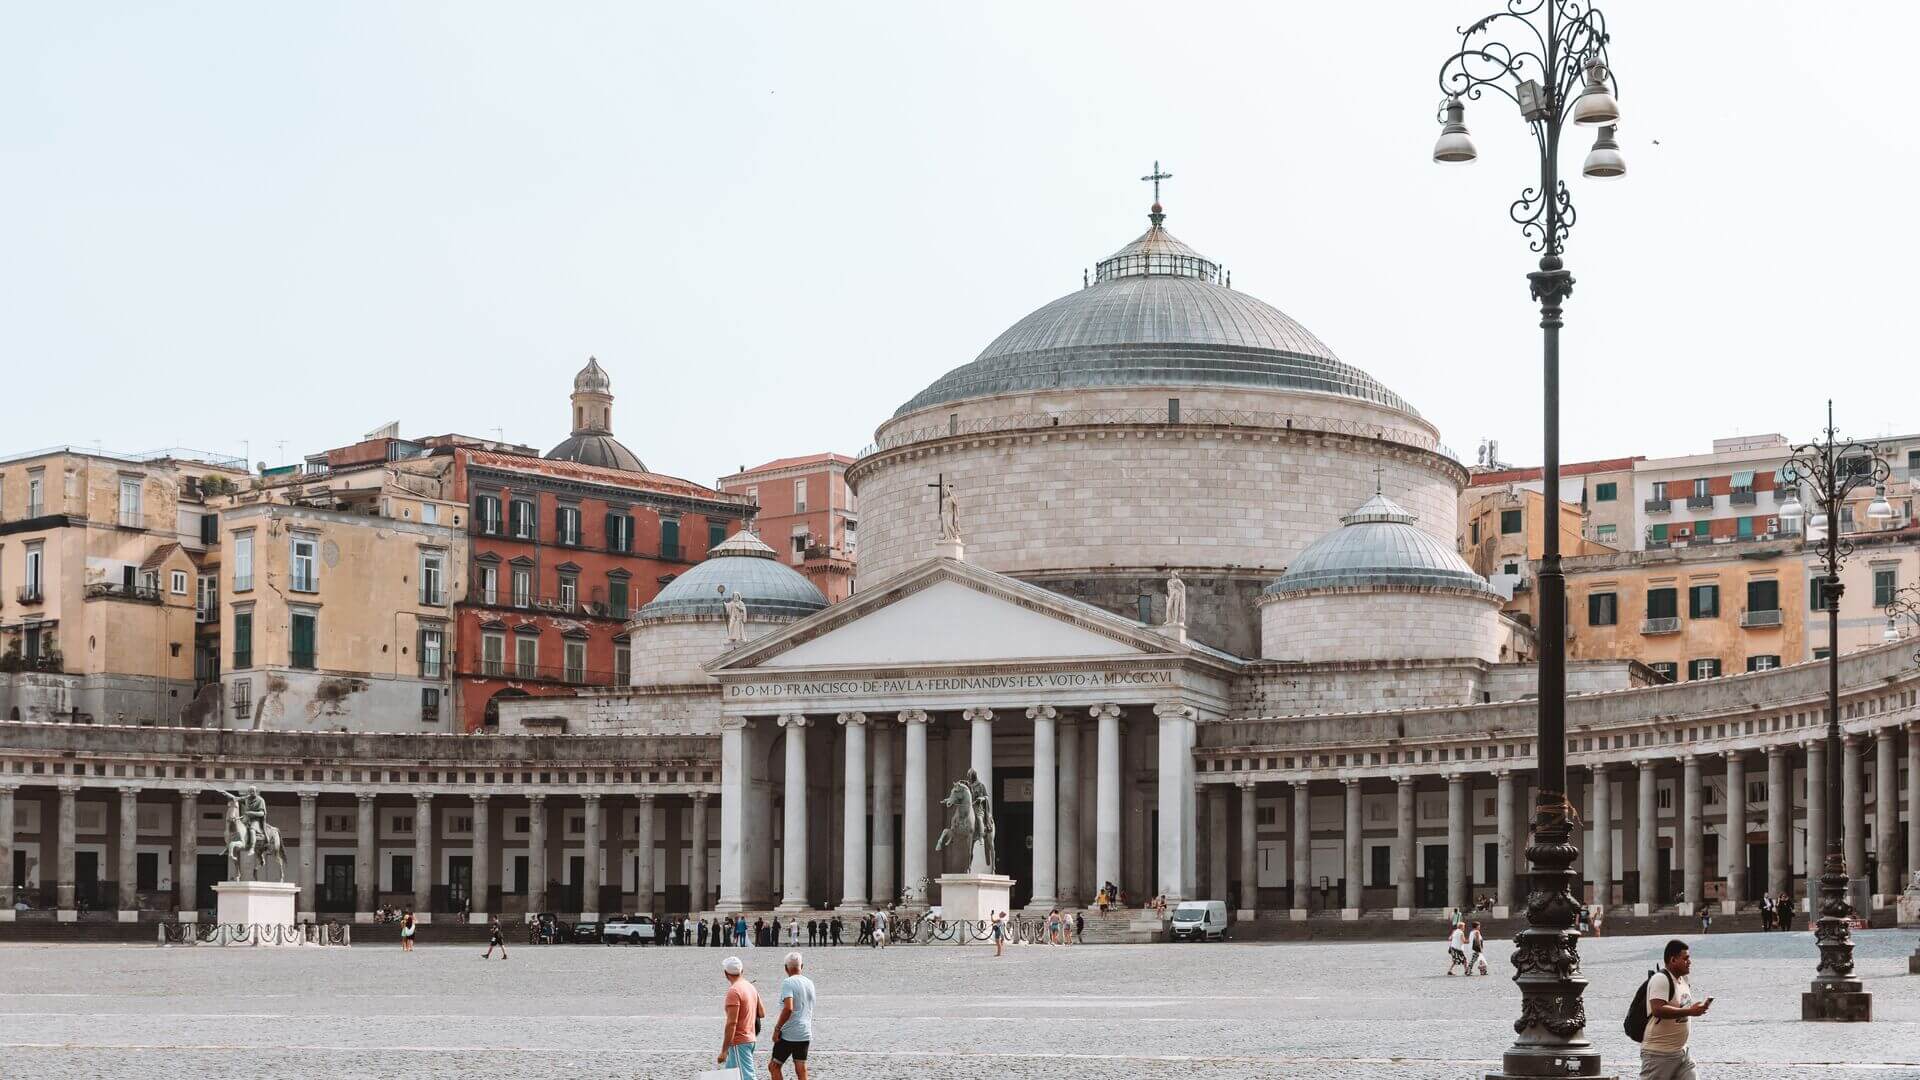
[1459,484,1614,618]
[214,453,468,732]
[0,447,248,723]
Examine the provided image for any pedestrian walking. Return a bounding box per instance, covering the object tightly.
[1697,907,1711,935]
[829,918,842,946]
[1074,909,1084,944]
[991,911,1007,957]
[1591,904,1605,938]
[1634,939,1710,1080]
[771,951,815,1080]
[400,910,416,952]
[714,955,763,1080]
[1468,920,1487,975]
[1776,894,1793,932]
[872,907,888,948]
[1446,923,1468,976]
[481,917,508,960]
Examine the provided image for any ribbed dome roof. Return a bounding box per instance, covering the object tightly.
[546,433,646,472]
[895,207,1415,418]
[635,531,828,621]
[1265,492,1497,597]
[574,357,612,393]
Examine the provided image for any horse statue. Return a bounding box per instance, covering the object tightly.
[934,769,995,871]
[222,796,287,882]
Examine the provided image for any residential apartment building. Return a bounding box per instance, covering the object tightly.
[0,447,247,725]
[1458,484,1613,610]
[716,453,858,602]
[1465,457,1641,549]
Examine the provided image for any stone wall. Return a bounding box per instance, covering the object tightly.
[497,682,723,736]
[0,672,195,726]
[224,668,450,733]
[1260,589,1505,663]
[1017,570,1272,657]
[626,613,799,686]
[1234,659,1488,715]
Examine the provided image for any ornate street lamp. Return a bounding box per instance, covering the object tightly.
[1777,399,1886,1022]
[1431,3,1619,1075]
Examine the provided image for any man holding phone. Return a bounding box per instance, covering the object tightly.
[1642,939,1711,1079]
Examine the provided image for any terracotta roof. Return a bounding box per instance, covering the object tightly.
[730,452,856,477]
[1469,457,1642,487]
[463,449,738,503]
[139,543,182,573]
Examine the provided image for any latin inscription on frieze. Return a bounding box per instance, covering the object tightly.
[726,669,1173,700]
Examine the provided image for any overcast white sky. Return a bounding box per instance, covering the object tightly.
[5,1,1916,486]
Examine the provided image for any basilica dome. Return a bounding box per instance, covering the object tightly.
[895,206,1414,417]
[635,531,828,622]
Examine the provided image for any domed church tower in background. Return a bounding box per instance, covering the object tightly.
[545,356,649,472]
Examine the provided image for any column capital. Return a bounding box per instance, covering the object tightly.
[414,792,434,806]
[527,792,547,806]
[1291,778,1310,791]
[297,790,320,803]
[583,793,601,807]
[1025,705,1057,722]
[1342,775,1362,788]
[356,791,378,805]
[1723,748,1745,764]
[1395,772,1416,787]
[1494,768,1512,781]
[717,714,751,732]
[1636,756,1657,772]
[178,787,201,799]
[1152,702,1195,721]
[1088,702,1122,721]
[962,706,994,723]
[472,792,492,804]
[692,791,711,806]
[897,708,930,725]
[1236,776,1255,790]
[1767,743,1788,758]
[634,793,655,806]
[1589,763,1611,779]
[1676,753,1696,766]
[776,712,809,728]
[837,711,868,727]
[57,781,81,795]
[1842,732,1862,747]
[118,786,141,799]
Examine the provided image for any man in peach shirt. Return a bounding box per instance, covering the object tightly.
[717,955,764,1079]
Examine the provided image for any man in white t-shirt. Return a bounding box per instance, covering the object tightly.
[1642,939,1711,1079]
[771,951,816,1080]
[1446,925,1469,976]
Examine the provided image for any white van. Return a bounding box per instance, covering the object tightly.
[1169,899,1229,941]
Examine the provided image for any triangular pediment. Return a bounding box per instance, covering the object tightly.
[710,559,1184,672]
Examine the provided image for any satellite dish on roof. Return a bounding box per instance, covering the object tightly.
[365,421,401,440]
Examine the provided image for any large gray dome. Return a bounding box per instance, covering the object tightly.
[635,531,828,621]
[1266,493,1495,597]
[895,208,1415,417]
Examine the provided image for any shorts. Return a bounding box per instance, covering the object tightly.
[724,1041,756,1078]
[1639,1047,1696,1080]
[771,1038,810,1063]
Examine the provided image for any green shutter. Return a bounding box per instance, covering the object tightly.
[662,519,680,557]
[609,579,628,618]
[1651,524,1668,542]
[1737,516,1754,538]
[291,614,315,667]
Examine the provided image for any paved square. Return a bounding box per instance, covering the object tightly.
[1,930,1917,1079]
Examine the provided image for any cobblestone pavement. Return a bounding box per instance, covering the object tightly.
[1,928,1916,1079]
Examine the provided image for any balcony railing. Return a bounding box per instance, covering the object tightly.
[290,572,317,593]
[1741,608,1784,628]
[16,585,44,604]
[481,593,625,620]
[1730,490,1757,506]
[84,582,163,603]
[459,661,622,687]
[1686,494,1714,509]
[1641,617,1681,635]
[25,501,44,519]
[116,511,147,530]
[232,650,252,670]
[0,652,62,673]
[290,650,316,670]
[1644,498,1671,513]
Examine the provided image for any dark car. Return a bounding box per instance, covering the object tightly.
[529,912,572,944]
[573,920,602,943]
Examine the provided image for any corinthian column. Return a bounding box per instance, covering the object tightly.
[839,712,869,908]
[963,706,994,875]
[116,787,140,920]
[1724,753,1746,913]
[1394,775,1416,918]
[1057,714,1081,907]
[1590,766,1612,911]
[1874,729,1897,902]
[1154,703,1195,901]
[1092,703,1122,895]
[899,710,930,905]
[1026,705,1059,911]
[777,713,810,912]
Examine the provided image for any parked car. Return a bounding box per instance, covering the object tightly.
[573,920,603,943]
[1169,899,1229,942]
[601,914,656,945]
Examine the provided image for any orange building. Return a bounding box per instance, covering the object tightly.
[716,453,857,602]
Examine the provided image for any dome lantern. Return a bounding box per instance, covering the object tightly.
[547,357,649,472]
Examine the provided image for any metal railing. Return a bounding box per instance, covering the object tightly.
[1641,617,1681,635]
[1643,498,1670,512]
[117,511,147,529]
[1730,490,1757,506]
[460,661,623,686]
[856,406,1457,462]
[85,582,163,603]
[232,650,252,670]
[481,593,624,619]
[290,650,316,670]
[1686,494,1714,509]
[15,585,44,604]
[0,653,61,673]
[1741,608,1784,628]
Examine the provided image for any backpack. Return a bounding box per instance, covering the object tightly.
[1624,969,1668,1043]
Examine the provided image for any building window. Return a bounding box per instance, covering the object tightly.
[1499,509,1523,534]
[170,570,188,594]
[232,610,253,669]
[510,498,535,540]
[1746,578,1779,614]
[709,520,727,551]
[558,573,578,611]
[290,610,317,669]
[556,506,581,546]
[200,513,218,544]
[1746,654,1781,672]
[1651,480,1668,501]
[614,642,631,685]
[1692,478,1710,499]
[1688,657,1721,680]
[290,535,318,592]
[512,567,531,608]
[794,479,808,513]
[515,635,538,678]
[1813,647,1832,661]
[421,687,442,723]
[475,495,501,536]
[196,575,217,619]
[1594,482,1617,502]
[421,503,438,525]
[118,477,143,528]
[1595,524,1617,542]
[1689,584,1719,619]
[1648,662,1677,683]
[608,577,629,619]
[233,532,253,592]
[1587,592,1618,626]
[23,540,43,599]
[482,632,505,676]
[1809,575,1836,612]
[1874,568,1897,607]
[419,549,445,606]
[1656,787,1673,810]
[605,512,633,553]
[661,518,681,560]
[1646,587,1678,620]
[478,565,498,606]
[231,678,252,722]
[843,521,857,553]
[563,640,586,684]
[1469,521,1480,544]
[418,627,444,678]
[26,471,43,517]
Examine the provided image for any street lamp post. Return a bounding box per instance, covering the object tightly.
[1778,399,1887,1022]
[1430,3,1621,1075]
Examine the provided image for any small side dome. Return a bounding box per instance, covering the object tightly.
[1265,492,1497,598]
[635,531,828,621]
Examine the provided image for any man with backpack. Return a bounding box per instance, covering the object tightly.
[1627,939,1712,1079]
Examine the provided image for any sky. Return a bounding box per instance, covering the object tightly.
[5,1,1917,487]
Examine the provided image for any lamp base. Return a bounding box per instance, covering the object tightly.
[1802,982,1872,1022]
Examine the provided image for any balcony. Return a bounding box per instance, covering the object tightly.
[116,511,148,530]
[1730,490,1757,507]
[0,652,62,673]
[195,606,215,624]
[482,592,624,620]
[16,585,45,605]
[291,650,316,671]
[1686,494,1714,510]
[1644,498,1671,513]
[84,582,163,603]
[459,660,622,687]
[1641,617,1681,635]
[1741,608,1784,628]
[232,650,252,670]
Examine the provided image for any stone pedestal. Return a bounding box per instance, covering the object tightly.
[1896,874,1920,927]
[1391,907,1411,921]
[1802,985,1873,1022]
[935,873,1013,922]
[213,881,300,927]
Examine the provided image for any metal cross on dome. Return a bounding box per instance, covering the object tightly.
[1140,161,1172,202]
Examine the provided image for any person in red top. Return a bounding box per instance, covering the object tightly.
[717,955,763,1079]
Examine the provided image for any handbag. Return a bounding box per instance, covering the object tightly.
[696,1071,738,1080]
